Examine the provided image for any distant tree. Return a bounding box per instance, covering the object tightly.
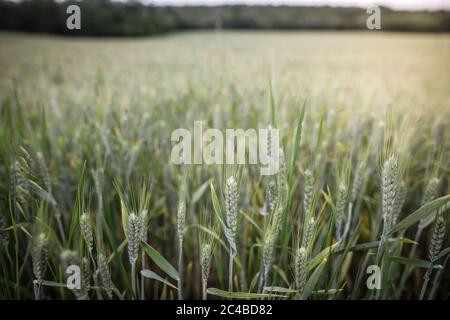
[0,0,448,36]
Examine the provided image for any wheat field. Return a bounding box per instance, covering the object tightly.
[0,31,449,300]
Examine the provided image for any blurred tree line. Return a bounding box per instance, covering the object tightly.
[0,0,449,36]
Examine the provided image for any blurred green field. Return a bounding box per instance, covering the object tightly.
[0,31,449,300]
[1,32,449,113]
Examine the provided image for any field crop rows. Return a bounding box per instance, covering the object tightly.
[0,32,449,299]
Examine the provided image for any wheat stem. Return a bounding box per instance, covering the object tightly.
[202,279,208,300]
[178,239,183,300]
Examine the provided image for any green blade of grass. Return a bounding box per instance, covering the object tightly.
[288,99,307,185]
[302,258,327,300]
[68,162,86,245]
[388,256,432,268]
[141,269,178,290]
[389,195,450,235]
[191,179,212,204]
[263,286,297,294]
[307,242,338,271]
[141,241,179,281]
[207,287,285,299]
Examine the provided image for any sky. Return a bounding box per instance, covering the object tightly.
[133,0,450,11]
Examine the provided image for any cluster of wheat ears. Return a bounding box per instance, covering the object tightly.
[0,33,449,301]
[0,90,448,300]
